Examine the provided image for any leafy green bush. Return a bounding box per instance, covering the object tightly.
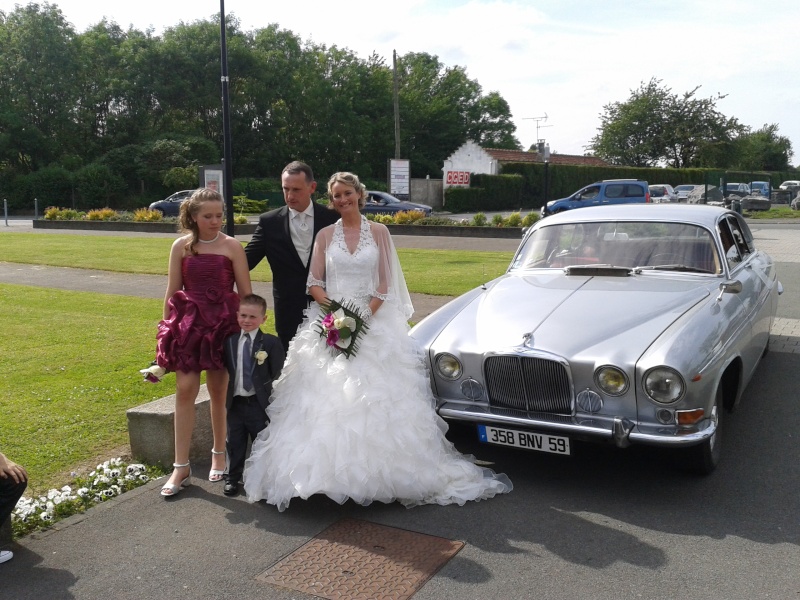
[491,214,505,227]
[44,207,83,220]
[74,163,127,210]
[234,196,268,214]
[86,208,117,221]
[444,187,484,212]
[504,212,522,227]
[393,210,427,224]
[521,212,539,227]
[471,212,488,226]
[133,208,164,222]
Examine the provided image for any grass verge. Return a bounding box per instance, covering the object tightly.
[0,233,514,297]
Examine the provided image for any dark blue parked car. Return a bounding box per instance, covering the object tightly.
[148,190,195,216]
[362,191,432,217]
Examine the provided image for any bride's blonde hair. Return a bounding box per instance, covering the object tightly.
[327,172,367,208]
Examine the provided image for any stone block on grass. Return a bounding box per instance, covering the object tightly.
[126,385,214,467]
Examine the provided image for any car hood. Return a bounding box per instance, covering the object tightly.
[431,272,711,362]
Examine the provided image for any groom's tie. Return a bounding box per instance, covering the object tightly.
[242,333,253,392]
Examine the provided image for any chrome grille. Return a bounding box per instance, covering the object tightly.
[484,356,572,415]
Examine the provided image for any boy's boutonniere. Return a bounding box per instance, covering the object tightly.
[255,350,268,365]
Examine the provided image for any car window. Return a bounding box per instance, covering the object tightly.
[579,186,600,199]
[625,184,645,197]
[718,220,742,269]
[605,185,624,199]
[513,221,720,273]
[726,215,753,257]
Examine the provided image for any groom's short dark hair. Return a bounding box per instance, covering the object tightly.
[282,161,314,184]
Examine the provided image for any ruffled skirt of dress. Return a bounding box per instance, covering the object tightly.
[156,289,239,373]
[242,301,512,511]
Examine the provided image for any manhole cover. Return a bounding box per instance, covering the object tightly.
[256,518,464,599]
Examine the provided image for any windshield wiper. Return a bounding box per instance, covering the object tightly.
[634,264,713,274]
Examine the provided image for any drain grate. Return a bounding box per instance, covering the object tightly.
[256,518,464,600]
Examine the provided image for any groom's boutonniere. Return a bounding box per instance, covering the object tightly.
[255,350,268,365]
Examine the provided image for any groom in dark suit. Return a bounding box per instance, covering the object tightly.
[245,161,339,351]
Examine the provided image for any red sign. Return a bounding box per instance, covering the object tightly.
[446,171,470,186]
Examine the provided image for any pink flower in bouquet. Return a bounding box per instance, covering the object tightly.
[326,328,340,347]
[321,312,336,330]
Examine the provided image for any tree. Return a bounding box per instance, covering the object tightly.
[589,79,743,168]
[469,92,521,150]
[0,2,80,170]
[730,123,793,171]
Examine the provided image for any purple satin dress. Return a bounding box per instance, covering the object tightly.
[156,253,240,373]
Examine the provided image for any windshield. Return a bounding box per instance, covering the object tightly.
[511,221,721,274]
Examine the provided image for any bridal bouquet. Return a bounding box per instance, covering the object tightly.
[316,300,369,359]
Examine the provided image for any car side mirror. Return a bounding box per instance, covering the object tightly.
[716,280,742,301]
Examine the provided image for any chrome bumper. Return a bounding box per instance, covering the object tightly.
[437,403,717,449]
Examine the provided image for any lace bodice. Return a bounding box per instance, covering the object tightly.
[307,216,413,319]
[326,217,382,308]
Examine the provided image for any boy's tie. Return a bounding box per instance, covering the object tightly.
[242,334,253,392]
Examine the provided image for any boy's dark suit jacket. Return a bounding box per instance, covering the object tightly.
[244,203,339,350]
[224,329,285,411]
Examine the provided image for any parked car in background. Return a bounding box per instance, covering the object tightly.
[723,183,751,197]
[675,184,698,202]
[779,180,800,191]
[411,204,782,475]
[541,179,650,216]
[749,181,771,198]
[148,190,195,216]
[362,191,433,217]
[649,184,677,203]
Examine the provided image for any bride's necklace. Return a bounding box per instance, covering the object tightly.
[198,232,220,244]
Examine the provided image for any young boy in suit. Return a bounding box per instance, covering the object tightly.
[222,294,285,496]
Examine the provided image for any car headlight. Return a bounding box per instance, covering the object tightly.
[594,366,629,396]
[643,367,685,404]
[435,353,463,380]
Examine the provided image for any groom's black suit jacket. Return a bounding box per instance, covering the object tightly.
[244,203,339,350]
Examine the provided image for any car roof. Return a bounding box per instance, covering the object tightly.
[536,204,730,229]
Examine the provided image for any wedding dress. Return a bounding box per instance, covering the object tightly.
[242,216,512,511]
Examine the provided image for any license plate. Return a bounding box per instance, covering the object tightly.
[478,425,570,455]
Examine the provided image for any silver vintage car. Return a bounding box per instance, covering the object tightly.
[411,205,782,474]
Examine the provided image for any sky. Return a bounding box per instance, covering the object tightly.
[3,0,799,164]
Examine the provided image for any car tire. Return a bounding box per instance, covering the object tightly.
[682,385,723,475]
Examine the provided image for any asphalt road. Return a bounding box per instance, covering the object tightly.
[1,220,798,599]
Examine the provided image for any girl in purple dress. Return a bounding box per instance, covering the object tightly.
[155,189,252,497]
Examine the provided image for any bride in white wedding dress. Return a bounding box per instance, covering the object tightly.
[242,172,512,511]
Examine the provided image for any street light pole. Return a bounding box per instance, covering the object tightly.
[219,0,235,236]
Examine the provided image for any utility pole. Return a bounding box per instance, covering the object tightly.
[393,50,401,158]
[220,0,234,236]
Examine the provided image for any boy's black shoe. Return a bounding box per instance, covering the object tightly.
[223,481,239,496]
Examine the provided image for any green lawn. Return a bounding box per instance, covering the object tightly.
[0,233,514,297]
[0,285,162,492]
